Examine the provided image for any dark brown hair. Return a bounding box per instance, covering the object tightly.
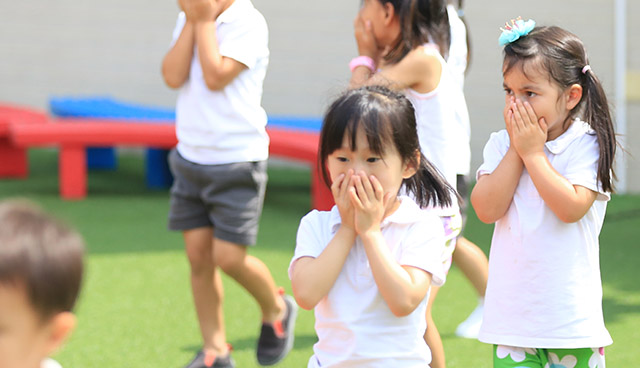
[0,200,85,321]
[503,26,617,193]
[380,0,451,64]
[319,85,455,208]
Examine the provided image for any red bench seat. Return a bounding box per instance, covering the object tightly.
[9,119,333,210]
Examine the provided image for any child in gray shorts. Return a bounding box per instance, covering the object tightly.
[162,0,296,366]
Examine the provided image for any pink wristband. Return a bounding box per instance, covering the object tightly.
[349,56,376,73]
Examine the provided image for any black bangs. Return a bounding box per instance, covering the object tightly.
[318,85,455,208]
[321,90,394,156]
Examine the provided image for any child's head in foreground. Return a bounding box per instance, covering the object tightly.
[319,85,454,209]
[0,200,85,368]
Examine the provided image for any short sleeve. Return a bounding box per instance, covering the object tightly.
[397,213,447,286]
[218,13,268,70]
[476,130,510,180]
[288,210,328,279]
[564,134,610,201]
[170,12,187,47]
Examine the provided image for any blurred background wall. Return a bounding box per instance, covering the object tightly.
[1,0,637,191]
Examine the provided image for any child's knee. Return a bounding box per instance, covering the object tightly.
[214,241,247,275]
[185,248,215,275]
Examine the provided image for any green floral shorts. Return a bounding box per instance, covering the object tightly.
[493,345,606,368]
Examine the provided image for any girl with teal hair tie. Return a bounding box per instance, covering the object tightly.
[472,20,616,368]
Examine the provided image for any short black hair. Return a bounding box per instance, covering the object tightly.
[319,85,455,208]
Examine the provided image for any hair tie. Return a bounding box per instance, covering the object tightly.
[582,65,591,74]
[498,17,536,46]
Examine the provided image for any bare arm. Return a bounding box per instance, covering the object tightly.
[471,147,523,224]
[511,99,598,222]
[522,153,597,222]
[360,231,432,317]
[161,19,195,89]
[170,0,246,91]
[471,101,524,223]
[291,170,358,310]
[351,172,431,316]
[290,225,356,310]
[194,21,246,91]
[350,15,440,93]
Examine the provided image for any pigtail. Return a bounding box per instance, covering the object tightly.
[404,152,458,208]
[581,68,617,193]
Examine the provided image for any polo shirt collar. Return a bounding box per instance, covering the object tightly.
[217,0,250,24]
[545,118,592,155]
[329,195,422,233]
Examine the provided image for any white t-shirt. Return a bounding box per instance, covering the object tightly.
[476,119,613,348]
[289,197,446,367]
[446,4,467,90]
[171,0,269,165]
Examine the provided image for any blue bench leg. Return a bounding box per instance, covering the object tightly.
[87,147,117,170]
[145,148,173,189]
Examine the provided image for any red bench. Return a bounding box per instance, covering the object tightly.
[0,104,48,178]
[9,119,334,210]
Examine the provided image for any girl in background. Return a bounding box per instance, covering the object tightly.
[472,20,615,367]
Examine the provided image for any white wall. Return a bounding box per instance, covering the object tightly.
[0,0,637,190]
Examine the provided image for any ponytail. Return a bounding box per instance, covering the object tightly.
[384,0,450,64]
[404,152,458,208]
[581,69,617,192]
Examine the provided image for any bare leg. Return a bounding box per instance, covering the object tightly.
[213,238,286,323]
[452,236,488,338]
[452,236,488,297]
[183,227,229,356]
[424,286,445,368]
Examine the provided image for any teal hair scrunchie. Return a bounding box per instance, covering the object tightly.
[498,18,536,46]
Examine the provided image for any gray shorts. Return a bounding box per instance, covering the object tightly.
[167,149,267,246]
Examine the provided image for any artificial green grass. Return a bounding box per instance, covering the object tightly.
[1,149,639,367]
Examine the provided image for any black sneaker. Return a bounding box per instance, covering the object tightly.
[184,348,235,368]
[256,293,298,365]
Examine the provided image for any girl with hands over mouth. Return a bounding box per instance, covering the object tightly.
[289,86,455,367]
[349,2,489,362]
[472,21,616,368]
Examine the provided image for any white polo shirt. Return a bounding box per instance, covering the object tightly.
[477,118,613,348]
[171,0,269,165]
[289,197,446,367]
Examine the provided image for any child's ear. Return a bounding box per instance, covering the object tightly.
[565,83,583,110]
[383,2,396,25]
[45,312,76,356]
[402,150,420,179]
